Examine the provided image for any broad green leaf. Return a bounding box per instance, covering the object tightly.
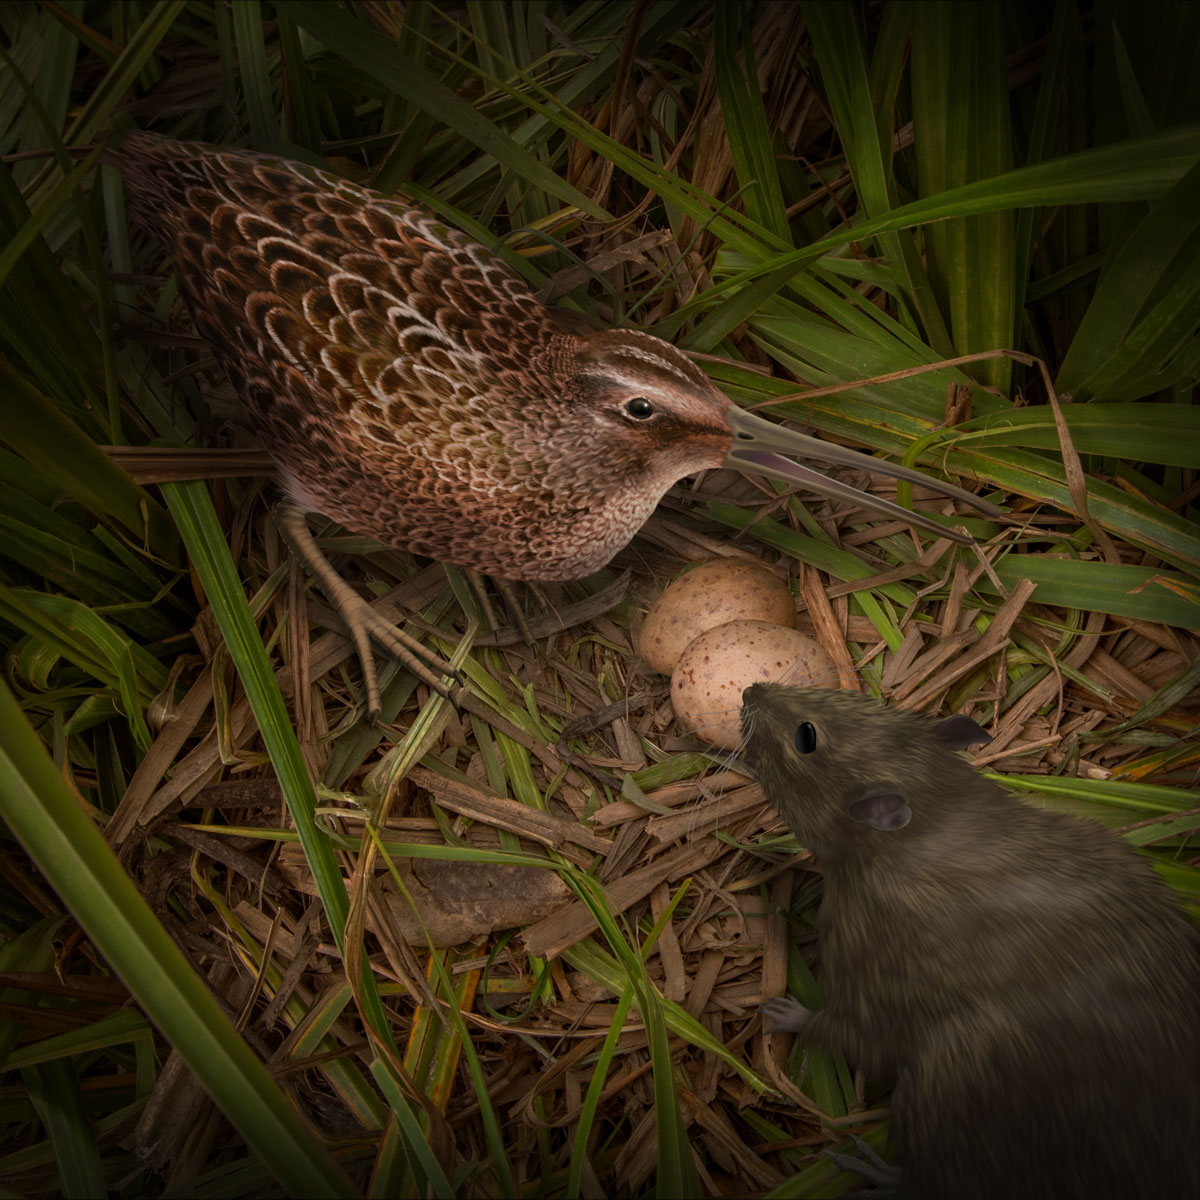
[1059,160,1200,396]
[956,404,1200,468]
[989,557,1200,629]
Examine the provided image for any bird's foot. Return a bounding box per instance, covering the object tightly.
[761,994,814,1034]
[335,587,464,717]
[823,1133,901,1195]
[275,502,461,719]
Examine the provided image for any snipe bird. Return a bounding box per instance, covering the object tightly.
[120,131,999,716]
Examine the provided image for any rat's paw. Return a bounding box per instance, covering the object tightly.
[824,1133,902,1194]
[761,995,813,1033]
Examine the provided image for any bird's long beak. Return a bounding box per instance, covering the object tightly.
[723,406,1001,545]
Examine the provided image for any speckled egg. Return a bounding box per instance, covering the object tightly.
[670,621,838,750]
[639,558,795,675]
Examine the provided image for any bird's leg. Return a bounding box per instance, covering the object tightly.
[493,578,539,647]
[464,570,538,648]
[464,568,503,634]
[275,501,460,716]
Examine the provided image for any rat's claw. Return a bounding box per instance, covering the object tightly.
[823,1133,901,1192]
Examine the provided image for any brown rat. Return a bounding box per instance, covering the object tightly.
[741,682,1200,1200]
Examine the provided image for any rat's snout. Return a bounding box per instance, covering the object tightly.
[740,685,764,752]
[739,688,756,742]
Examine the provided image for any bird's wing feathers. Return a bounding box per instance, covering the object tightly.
[120,132,552,434]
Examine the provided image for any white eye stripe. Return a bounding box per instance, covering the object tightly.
[603,344,697,383]
[576,358,700,390]
[576,340,701,388]
[576,365,679,394]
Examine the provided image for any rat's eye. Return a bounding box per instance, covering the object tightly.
[794,722,817,754]
[624,397,655,419]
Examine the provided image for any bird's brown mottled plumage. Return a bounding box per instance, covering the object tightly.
[120,131,735,581]
[743,684,1200,1200]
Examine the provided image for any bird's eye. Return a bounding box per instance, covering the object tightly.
[794,722,817,754]
[624,397,655,419]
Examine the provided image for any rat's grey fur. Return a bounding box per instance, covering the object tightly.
[743,683,1200,1200]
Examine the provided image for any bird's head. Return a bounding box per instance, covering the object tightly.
[557,328,999,541]
[564,328,733,485]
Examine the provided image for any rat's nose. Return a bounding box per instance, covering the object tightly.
[742,683,764,705]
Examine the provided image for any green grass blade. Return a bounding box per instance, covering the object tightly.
[161,483,348,928]
[804,0,952,354]
[1059,160,1200,395]
[671,125,1200,343]
[990,557,1200,628]
[232,0,280,147]
[563,873,701,1197]
[995,771,1199,820]
[1072,254,1200,401]
[23,1060,106,1200]
[957,403,1200,467]
[278,12,323,150]
[713,4,790,242]
[0,681,357,1199]
[909,3,1015,390]
[0,586,168,750]
[568,983,635,1197]
[430,3,696,204]
[784,947,854,1114]
[368,1062,456,1200]
[0,919,59,1063]
[0,140,104,291]
[5,1009,152,1069]
[160,480,401,1049]
[1012,3,1074,325]
[0,169,103,407]
[710,328,1200,573]
[0,359,176,553]
[18,2,80,158]
[395,18,782,260]
[64,0,186,148]
[276,0,607,218]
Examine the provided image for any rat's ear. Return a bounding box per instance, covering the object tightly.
[934,714,993,750]
[848,791,912,831]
